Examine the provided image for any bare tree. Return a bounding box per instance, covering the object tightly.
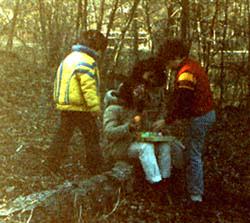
[112,0,141,69]
[97,0,106,31]
[105,0,120,38]
[142,0,154,53]
[181,0,189,41]
[98,0,120,81]
[76,0,83,38]
[6,0,21,50]
[83,0,88,31]
[38,0,49,65]
[132,15,139,63]
[247,0,250,109]
[218,0,229,107]
[205,0,220,73]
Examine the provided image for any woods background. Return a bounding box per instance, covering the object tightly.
[0,0,249,223]
[1,0,250,108]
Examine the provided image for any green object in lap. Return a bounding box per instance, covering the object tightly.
[139,132,176,142]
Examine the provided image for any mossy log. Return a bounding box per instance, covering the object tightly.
[0,161,134,223]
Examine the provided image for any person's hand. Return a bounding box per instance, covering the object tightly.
[152,119,166,131]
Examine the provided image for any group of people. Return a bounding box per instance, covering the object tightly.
[47,30,216,207]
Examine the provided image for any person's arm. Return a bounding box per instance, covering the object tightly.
[103,105,133,140]
[76,63,100,112]
[165,72,196,124]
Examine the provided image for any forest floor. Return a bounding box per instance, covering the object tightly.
[0,61,249,223]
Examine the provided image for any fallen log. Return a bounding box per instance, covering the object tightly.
[0,137,185,222]
[0,161,134,223]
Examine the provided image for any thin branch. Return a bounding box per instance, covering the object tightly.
[26,209,34,223]
[105,0,120,38]
[205,0,220,73]
[102,187,121,219]
[97,0,105,31]
[113,0,141,69]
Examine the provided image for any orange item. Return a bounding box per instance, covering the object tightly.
[133,115,141,123]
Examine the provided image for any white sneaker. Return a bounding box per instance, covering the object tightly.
[190,194,202,202]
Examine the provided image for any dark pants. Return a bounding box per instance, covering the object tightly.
[48,111,102,174]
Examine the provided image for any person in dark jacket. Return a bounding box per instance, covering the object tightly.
[153,38,216,204]
[48,30,108,175]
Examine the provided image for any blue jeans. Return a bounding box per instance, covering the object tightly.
[185,110,216,196]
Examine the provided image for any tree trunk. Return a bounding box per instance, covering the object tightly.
[247,0,250,109]
[82,0,88,31]
[143,0,154,53]
[0,162,134,222]
[99,0,120,89]
[76,0,83,38]
[6,0,20,50]
[181,0,189,42]
[47,0,62,67]
[112,0,141,71]
[105,0,119,38]
[205,0,220,73]
[97,0,105,31]
[132,16,139,64]
[38,0,49,66]
[219,0,229,107]
[165,1,175,37]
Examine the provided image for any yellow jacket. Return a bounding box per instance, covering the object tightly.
[53,45,100,112]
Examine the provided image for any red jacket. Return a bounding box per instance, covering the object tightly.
[166,58,214,123]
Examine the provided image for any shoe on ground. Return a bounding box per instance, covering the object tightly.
[183,196,207,218]
[190,194,202,202]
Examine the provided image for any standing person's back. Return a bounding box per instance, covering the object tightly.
[54,46,100,112]
[48,30,108,175]
[175,58,213,117]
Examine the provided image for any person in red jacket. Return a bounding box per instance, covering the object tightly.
[153,38,216,205]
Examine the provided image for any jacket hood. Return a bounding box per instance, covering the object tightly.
[72,44,98,59]
[103,89,120,109]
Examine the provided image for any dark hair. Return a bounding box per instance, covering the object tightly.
[117,81,134,108]
[130,57,166,87]
[78,30,108,52]
[118,80,146,112]
[157,38,190,61]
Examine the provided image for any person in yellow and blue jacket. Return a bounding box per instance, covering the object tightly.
[48,30,108,175]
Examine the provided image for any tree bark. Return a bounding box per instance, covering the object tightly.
[247,0,250,109]
[181,0,189,42]
[76,0,83,38]
[112,0,141,71]
[105,0,120,38]
[6,0,21,50]
[219,0,229,107]
[99,0,120,88]
[143,0,154,53]
[132,16,139,63]
[38,0,49,66]
[97,0,105,31]
[205,0,220,73]
[82,0,88,31]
